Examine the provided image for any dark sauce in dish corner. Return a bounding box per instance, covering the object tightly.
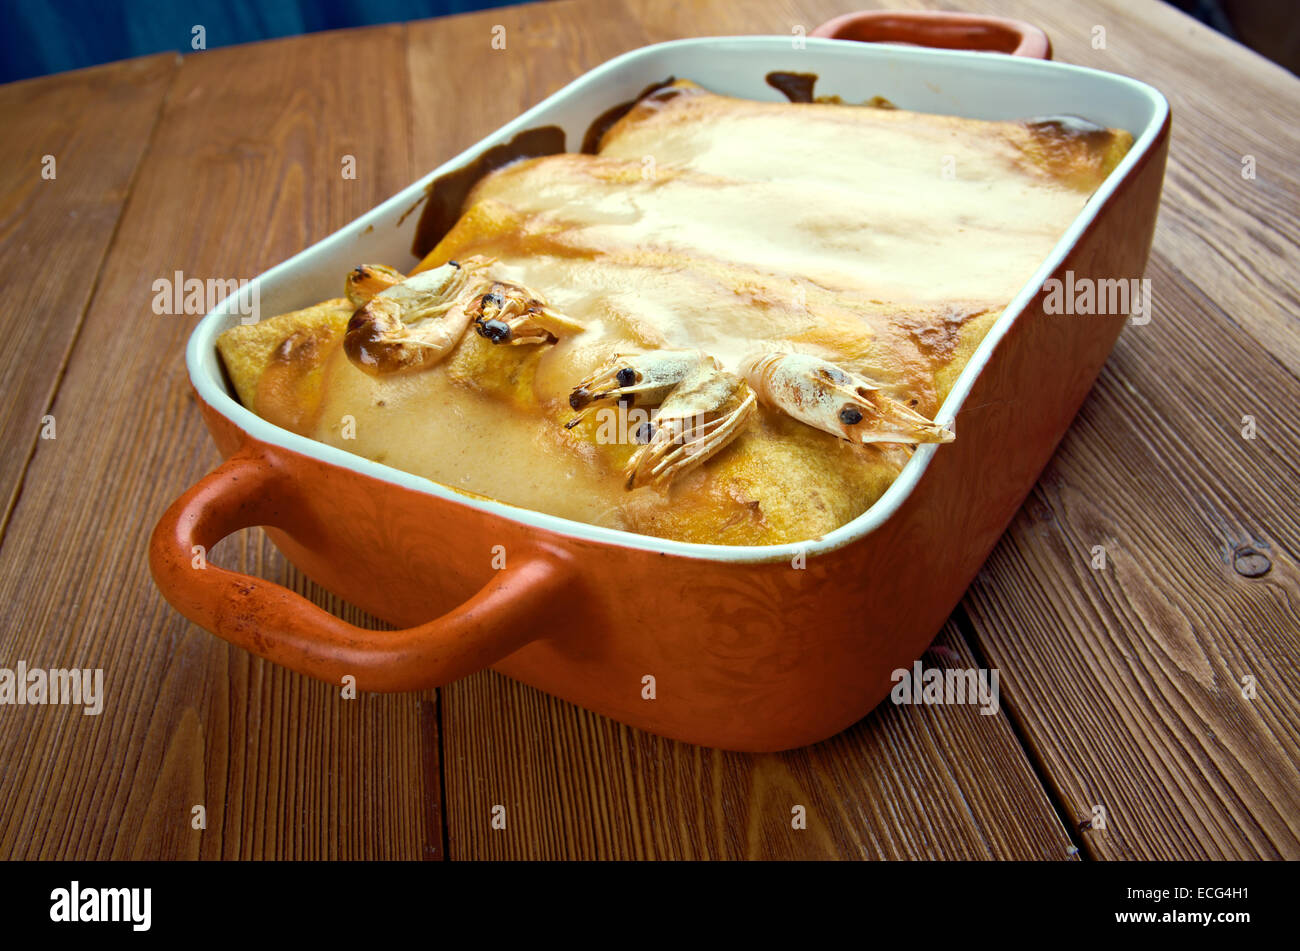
[580,77,679,153]
[1024,114,1111,142]
[410,125,567,260]
[766,71,892,107]
[411,78,689,259]
[765,71,819,103]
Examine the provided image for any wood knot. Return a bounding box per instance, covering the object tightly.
[1232,545,1271,578]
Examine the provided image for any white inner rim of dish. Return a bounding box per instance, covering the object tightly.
[187,35,1169,565]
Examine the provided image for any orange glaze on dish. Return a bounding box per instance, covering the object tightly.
[218,80,1132,545]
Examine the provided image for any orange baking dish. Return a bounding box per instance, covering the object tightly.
[151,15,1170,751]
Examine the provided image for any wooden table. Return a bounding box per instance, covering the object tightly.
[1,0,1296,861]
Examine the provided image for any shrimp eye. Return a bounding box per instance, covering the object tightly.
[839,406,864,425]
[634,422,655,444]
[616,367,637,387]
[476,318,512,343]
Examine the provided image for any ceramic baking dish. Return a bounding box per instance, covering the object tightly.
[151,16,1170,751]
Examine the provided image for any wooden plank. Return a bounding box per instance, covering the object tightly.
[415,0,1074,860]
[0,25,442,860]
[444,624,1074,859]
[962,258,1300,859]
[0,55,176,539]
[938,0,1300,858]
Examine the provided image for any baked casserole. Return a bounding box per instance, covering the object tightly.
[217,79,1131,546]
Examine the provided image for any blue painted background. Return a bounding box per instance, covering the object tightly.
[6,0,1281,85]
[3,0,530,83]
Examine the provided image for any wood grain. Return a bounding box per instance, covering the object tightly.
[0,55,176,539]
[961,262,1300,859]
[0,0,1296,861]
[443,624,1073,859]
[0,26,441,860]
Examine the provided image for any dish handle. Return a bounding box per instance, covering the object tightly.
[149,449,571,691]
[811,9,1051,59]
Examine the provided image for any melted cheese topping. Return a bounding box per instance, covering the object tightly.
[220,81,1131,545]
